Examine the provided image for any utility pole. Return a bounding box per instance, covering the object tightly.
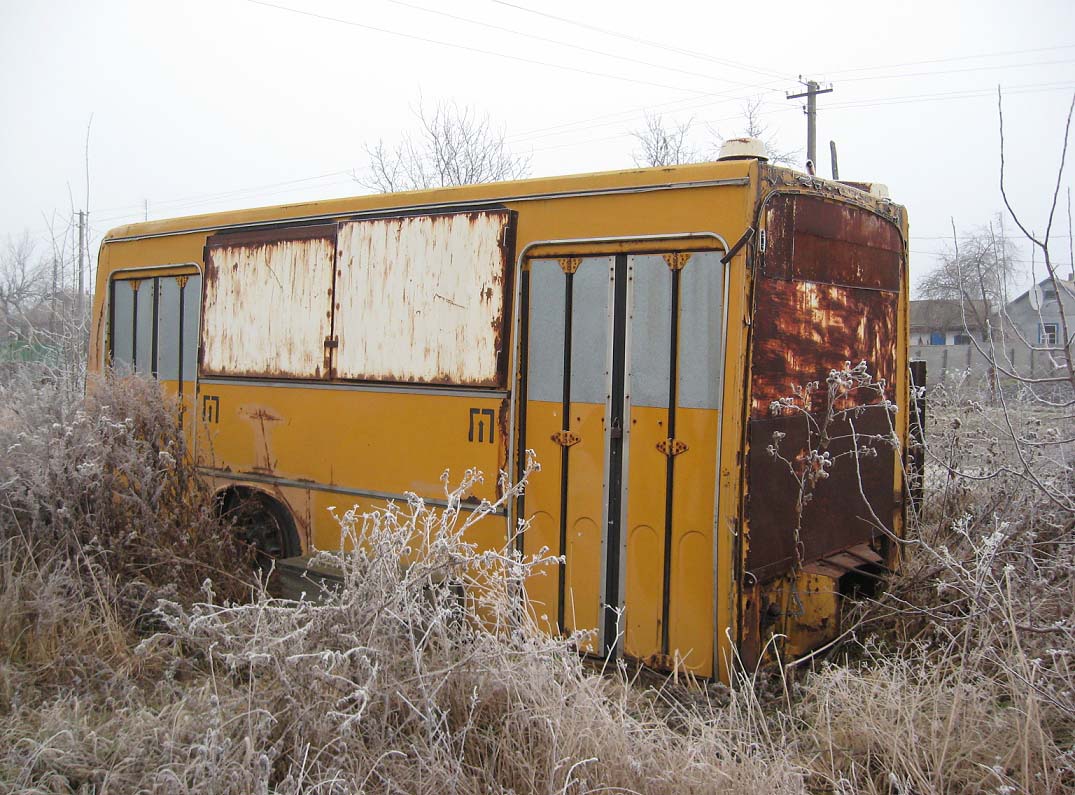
[77,210,85,314]
[787,78,833,167]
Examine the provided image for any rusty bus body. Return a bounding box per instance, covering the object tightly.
[92,157,909,681]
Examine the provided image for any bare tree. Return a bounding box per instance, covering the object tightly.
[630,99,798,168]
[360,99,530,193]
[736,96,800,166]
[630,113,699,167]
[997,89,1075,396]
[0,233,48,341]
[917,219,1021,329]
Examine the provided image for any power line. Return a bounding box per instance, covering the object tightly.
[489,0,793,83]
[837,58,1075,83]
[379,0,774,89]
[92,170,353,216]
[244,0,729,96]
[824,43,1075,77]
[522,80,1075,155]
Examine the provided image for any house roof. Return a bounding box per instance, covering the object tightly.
[1007,276,1075,308]
[910,299,990,330]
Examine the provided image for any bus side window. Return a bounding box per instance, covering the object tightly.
[109,274,200,384]
[110,279,136,369]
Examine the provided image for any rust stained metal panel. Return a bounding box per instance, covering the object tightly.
[763,194,901,291]
[203,225,336,378]
[334,210,513,386]
[745,195,903,582]
[745,409,895,580]
[749,278,898,416]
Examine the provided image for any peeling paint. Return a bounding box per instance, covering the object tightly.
[334,211,512,386]
[202,225,336,378]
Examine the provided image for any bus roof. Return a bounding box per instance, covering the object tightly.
[103,159,758,243]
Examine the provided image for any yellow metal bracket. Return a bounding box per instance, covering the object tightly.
[176,275,189,289]
[657,438,688,456]
[558,257,582,274]
[551,430,581,447]
[128,279,142,292]
[662,252,692,271]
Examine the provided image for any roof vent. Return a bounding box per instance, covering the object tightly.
[717,137,768,161]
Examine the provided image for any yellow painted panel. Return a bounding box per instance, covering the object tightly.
[524,510,559,634]
[625,523,661,657]
[565,517,601,652]
[623,404,668,661]
[193,384,504,499]
[563,401,605,636]
[669,407,718,676]
[522,400,563,633]
[672,531,711,673]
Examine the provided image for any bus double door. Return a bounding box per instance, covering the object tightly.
[521,250,724,671]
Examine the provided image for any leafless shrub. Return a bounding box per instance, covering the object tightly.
[3,461,808,794]
[0,370,252,611]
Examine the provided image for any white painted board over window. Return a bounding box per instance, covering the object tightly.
[334,210,511,386]
[201,227,336,378]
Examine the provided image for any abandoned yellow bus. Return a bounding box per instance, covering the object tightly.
[91,141,909,682]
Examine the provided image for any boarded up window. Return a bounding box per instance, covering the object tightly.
[334,211,511,386]
[202,226,336,378]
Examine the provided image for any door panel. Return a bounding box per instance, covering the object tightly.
[523,257,612,646]
[521,249,723,674]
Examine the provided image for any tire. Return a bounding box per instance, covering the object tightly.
[221,489,301,567]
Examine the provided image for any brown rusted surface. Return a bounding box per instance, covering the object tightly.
[745,194,903,582]
[749,278,898,416]
[745,409,896,580]
[739,576,762,671]
[763,194,901,290]
[333,210,514,386]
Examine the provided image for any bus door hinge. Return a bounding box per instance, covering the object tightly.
[551,430,581,447]
[657,438,688,457]
[323,336,338,376]
[662,252,691,271]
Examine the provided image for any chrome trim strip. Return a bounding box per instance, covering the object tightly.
[198,376,508,399]
[200,467,509,515]
[712,252,733,679]
[103,178,751,243]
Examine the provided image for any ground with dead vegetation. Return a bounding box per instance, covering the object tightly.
[0,369,1072,794]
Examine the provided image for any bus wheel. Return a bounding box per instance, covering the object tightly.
[220,488,300,566]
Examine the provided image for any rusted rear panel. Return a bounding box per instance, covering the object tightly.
[746,193,903,579]
[334,210,513,386]
[202,225,336,379]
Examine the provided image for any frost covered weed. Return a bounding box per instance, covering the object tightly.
[2,367,1074,793]
[0,368,251,608]
[3,458,807,794]
[820,379,1075,793]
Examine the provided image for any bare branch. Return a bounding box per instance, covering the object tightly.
[357,99,530,193]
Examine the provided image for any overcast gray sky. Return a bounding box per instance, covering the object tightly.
[2,0,1074,293]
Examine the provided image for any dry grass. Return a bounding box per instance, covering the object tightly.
[0,369,1072,794]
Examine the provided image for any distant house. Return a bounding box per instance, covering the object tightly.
[909,299,989,347]
[1003,275,1075,351]
[909,278,1074,382]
